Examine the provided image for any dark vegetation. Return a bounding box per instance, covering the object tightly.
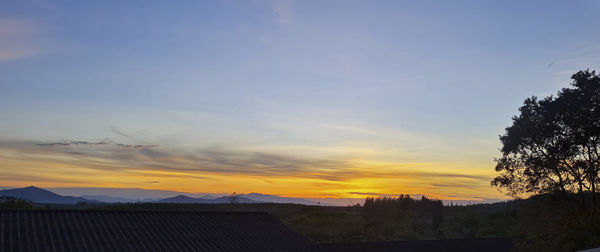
[493,70,600,204]
[8,196,515,243]
[0,197,33,209]
[3,193,598,251]
[492,69,600,251]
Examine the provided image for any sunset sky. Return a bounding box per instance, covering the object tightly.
[2,1,600,202]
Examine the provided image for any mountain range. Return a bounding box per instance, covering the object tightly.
[239,193,321,205]
[0,186,502,206]
[0,186,325,205]
[44,187,328,204]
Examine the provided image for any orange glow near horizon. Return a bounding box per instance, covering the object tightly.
[0,145,505,201]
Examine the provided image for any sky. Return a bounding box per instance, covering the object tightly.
[1,0,600,202]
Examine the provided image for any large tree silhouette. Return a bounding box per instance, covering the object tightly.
[493,70,600,206]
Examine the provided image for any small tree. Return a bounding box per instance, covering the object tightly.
[229,192,238,204]
[0,197,33,209]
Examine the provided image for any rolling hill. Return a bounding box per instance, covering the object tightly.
[0,186,97,204]
[158,195,262,204]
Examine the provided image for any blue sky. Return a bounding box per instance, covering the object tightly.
[1,0,600,200]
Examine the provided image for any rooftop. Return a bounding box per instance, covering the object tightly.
[0,210,317,251]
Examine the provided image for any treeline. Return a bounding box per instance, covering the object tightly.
[0,197,32,209]
[362,195,444,240]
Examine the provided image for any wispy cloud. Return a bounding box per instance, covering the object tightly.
[0,139,491,182]
[430,181,489,189]
[110,126,142,143]
[272,0,293,24]
[349,192,409,197]
[36,141,156,149]
[0,138,501,199]
[36,141,108,147]
[0,139,353,179]
[116,144,157,149]
[0,19,40,61]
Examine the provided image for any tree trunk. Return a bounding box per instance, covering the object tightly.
[556,169,567,197]
[589,146,596,209]
[593,176,596,209]
[580,182,585,206]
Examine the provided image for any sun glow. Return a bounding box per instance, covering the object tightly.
[0,144,503,201]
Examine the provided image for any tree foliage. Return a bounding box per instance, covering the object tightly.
[0,197,33,209]
[363,195,444,240]
[493,70,600,205]
[229,192,238,204]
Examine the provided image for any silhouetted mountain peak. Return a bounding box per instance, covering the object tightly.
[240,193,319,205]
[0,186,95,204]
[22,186,47,192]
[158,195,208,203]
[157,194,262,204]
[172,195,194,199]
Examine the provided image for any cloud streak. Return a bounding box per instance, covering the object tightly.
[0,139,493,182]
[1,139,355,179]
[36,141,108,147]
[272,0,293,24]
[348,192,411,197]
[35,140,156,149]
[0,19,41,61]
[117,144,157,148]
[0,138,500,199]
